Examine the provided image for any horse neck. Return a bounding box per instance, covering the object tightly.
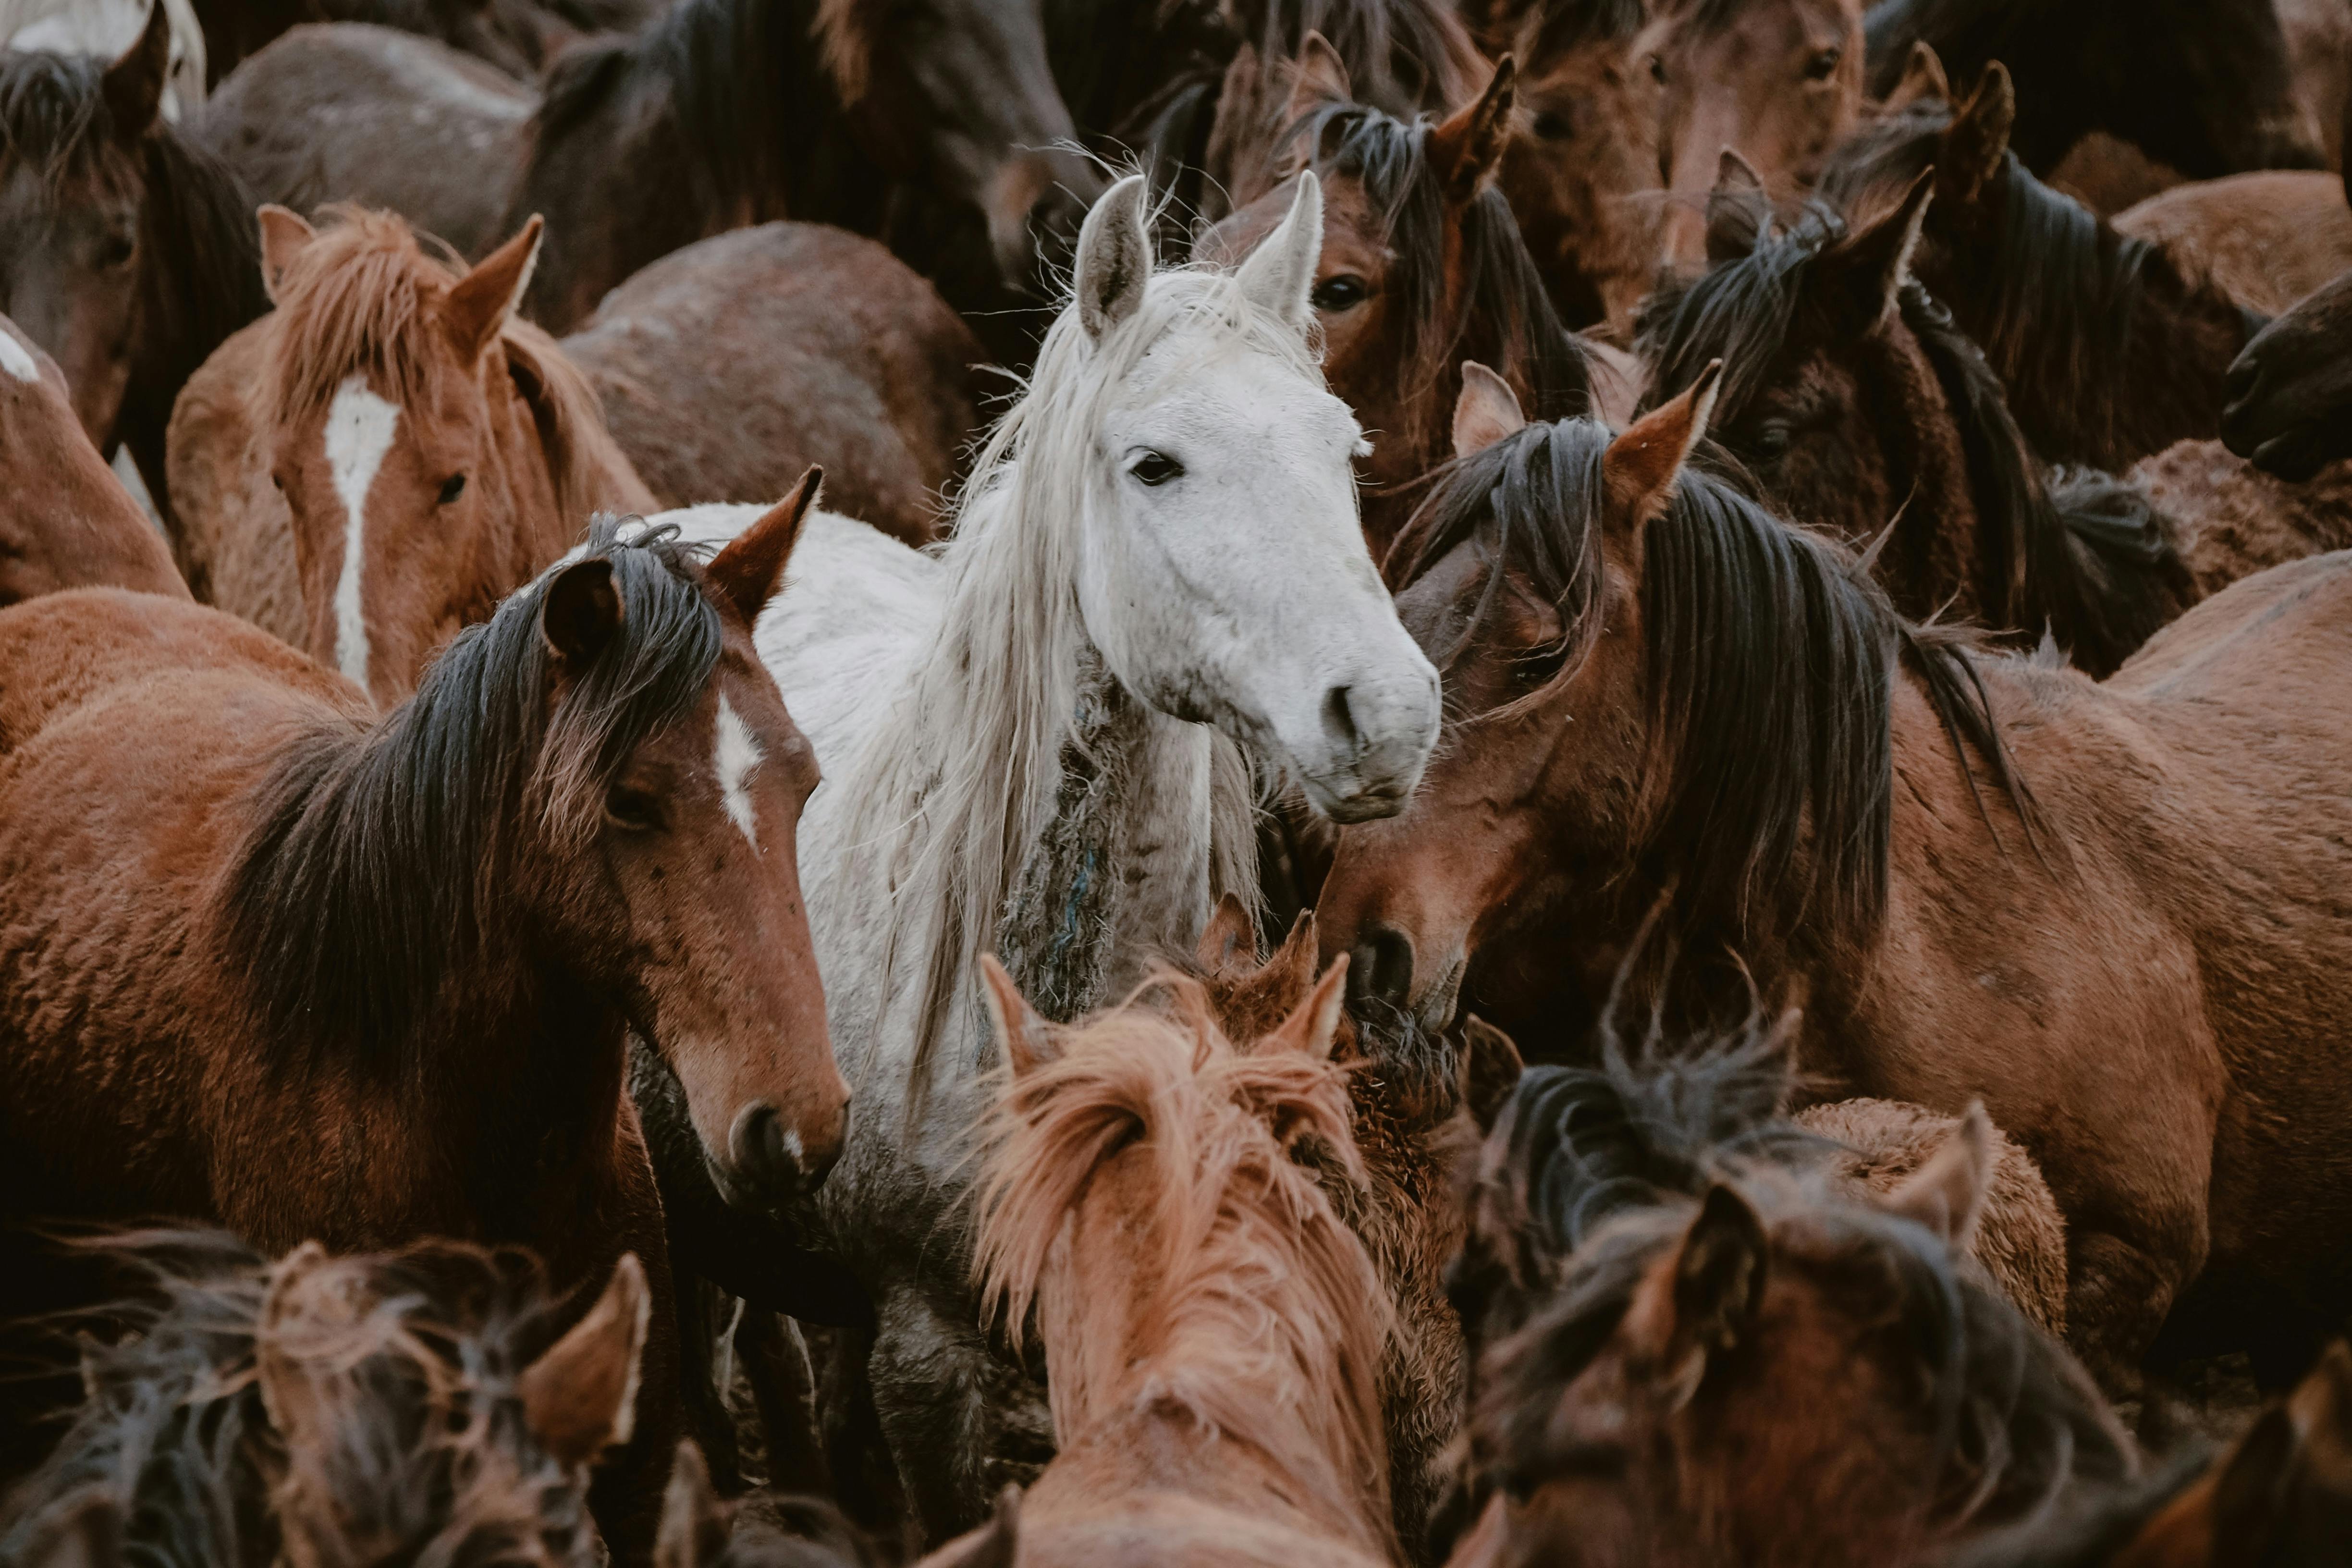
[1854,321,1990,626]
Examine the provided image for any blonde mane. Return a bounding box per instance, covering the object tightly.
[975,974,1395,1547]
[825,258,1295,1088]
[259,206,654,519]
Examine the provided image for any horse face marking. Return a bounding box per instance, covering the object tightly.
[714,693,763,849]
[324,377,401,693]
[0,329,38,383]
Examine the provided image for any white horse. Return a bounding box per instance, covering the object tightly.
[657,171,1439,1538]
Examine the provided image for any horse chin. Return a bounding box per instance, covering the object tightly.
[1300,773,1419,825]
[2248,424,2346,484]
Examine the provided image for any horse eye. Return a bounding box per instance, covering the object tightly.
[98,233,135,269]
[1806,46,1842,80]
[1310,274,1370,312]
[1648,53,1666,84]
[438,473,467,505]
[1531,110,1572,143]
[1751,422,1795,460]
[1128,450,1184,487]
[604,785,662,832]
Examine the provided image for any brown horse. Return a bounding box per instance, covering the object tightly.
[2114,172,2352,319]
[1200,54,1593,557]
[1313,376,2352,1394]
[1637,173,2195,674]
[561,222,982,548]
[2223,259,2352,481]
[0,503,845,1559]
[0,310,184,605]
[1820,64,2265,474]
[166,205,655,706]
[0,1231,652,1568]
[0,6,268,523]
[942,955,1396,1568]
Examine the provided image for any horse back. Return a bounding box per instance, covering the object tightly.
[166,318,306,639]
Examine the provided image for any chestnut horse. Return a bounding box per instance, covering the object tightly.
[1638,174,2196,674]
[0,1232,652,1568]
[167,205,655,706]
[0,506,846,1560]
[1313,377,2352,1393]
[0,6,267,523]
[0,310,184,605]
[942,955,1397,1568]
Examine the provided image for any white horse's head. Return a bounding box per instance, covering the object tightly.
[1055,173,1439,821]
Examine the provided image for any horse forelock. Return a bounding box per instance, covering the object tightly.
[811,0,877,104]
[1252,0,1486,114]
[260,207,468,434]
[226,518,723,1073]
[975,974,1394,1544]
[0,50,134,189]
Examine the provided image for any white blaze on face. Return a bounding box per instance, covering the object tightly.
[324,377,401,693]
[0,330,38,383]
[714,694,764,848]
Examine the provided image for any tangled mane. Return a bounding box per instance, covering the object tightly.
[0,1232,598,1568]
[825,246,1277,1090]
[1387,416,2029,957]
[227,518,723,1073]
[1638,203,2193,675]
[1283,99,1594,438]
[975,973,1394,1550]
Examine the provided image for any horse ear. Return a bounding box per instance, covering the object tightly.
[102,0,169,141]
[2280,1341,2352,1512]
[518,1253,651,1468]
[256,206,317,302]
[924,1484,1021,1568]
[254,1240,335,1445]
[705,466,821,627]
[1458,1016,1524,1135]
[1823,168,1930,337]
[1605,360,1719,530]
[1632,1183,1766,1406]
[444,215,544,363]
[1879,1101,1995,1254]
[1937,61,2013,209]
[1236,169,1323,331]
[1265,909,1320,1006]
[541,556,624,668]
[1453,361,1527,457]
[1284,31,1353,133]
[1196,891,1259,980]
[1262,955,1348,1060]
[1880,40,1950,112]
[1706,149,1772,263]
[1075,174,1152,340]
[656,1442,732,1568]
[980,955,1055,1076]
[21,1493,123,1568]
[1428,57,1516,205]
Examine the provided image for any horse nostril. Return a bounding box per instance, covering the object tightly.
[2224,356,2259,409]
[730,1102,804,1192]
[1348,926,1415,1010]
[1323,684,1361,759]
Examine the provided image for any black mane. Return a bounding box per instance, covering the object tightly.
[227,520,723,1072]
[1518,0,1645,57]
[1235,0,1483,116]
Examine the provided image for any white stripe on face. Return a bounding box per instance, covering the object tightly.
[0,330,37,383]
[715,693,764,848]
[324,377,401,694]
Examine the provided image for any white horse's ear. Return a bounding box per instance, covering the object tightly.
[1075,174,1152,340]
[1237,170,1324,331]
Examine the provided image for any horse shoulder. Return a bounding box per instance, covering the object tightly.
[2114,171,2352,317]
[167,319,305,639]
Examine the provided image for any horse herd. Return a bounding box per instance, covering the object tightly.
[1,0,2352,1562]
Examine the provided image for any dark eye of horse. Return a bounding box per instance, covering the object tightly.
[1750,422,1795,461]
[438,474,467,505]
[1532,110,1572,143]
[1648,53,1666,84]
[604,785,662,832]
[1311,275,1370,312]
[98,233,134,270]
[1805,45,1842,80]
[1128,451,1183,487]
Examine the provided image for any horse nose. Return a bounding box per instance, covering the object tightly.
[729,1097,848,1198]
[1348,926,1417,1013]
[2224,354,2260,412]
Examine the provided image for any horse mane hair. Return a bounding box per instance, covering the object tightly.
[1387,415,2031,957]
[825,247,1272,1090]
[226,517,723,1072]
[1234,0,1487,115]
[1636,203,2192,676]
[1819,105,2262,470]
[259,206,650,525]
[0,49,265,366]
[975,972,1395,1550]
[1283,99,1594,430]
[0,1230,597,1568]
[1516,0,1646,59]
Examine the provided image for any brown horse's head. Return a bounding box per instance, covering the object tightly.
[254,205,653,710]
[1453,1113,2130,1568]
[1651,0,1866,271]
[1200,48,1593,553]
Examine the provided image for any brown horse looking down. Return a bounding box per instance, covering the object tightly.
[0,310,184,606]
[0,504,845,1559]
[167,204,657,705]
[1638,172,2196,674]
[1312,376,2352,1393]
[0,5,268,523]
[2223,261,2352,482]
[0,1231,652,1568]
[943,955,1397,1568]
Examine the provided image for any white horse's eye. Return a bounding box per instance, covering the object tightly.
[1128,451,1184,487]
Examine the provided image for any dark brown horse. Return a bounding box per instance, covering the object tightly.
[0,309,184,605]
[2223,259,2352,482]
[1820,64,2264,474]
[0,504,845,1560]
[1312,379,2352,1395]
[1637,172,2195,674]
[0,6,267,524]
